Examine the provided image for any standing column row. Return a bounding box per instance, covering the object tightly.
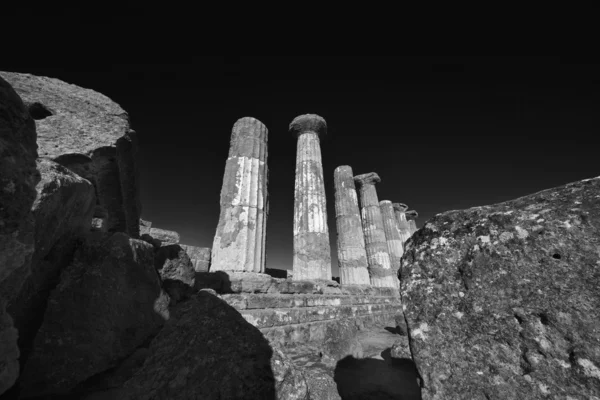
[334,166,370,285]
[393,203,412,243]
[211,117,268,273]
[380,200,403,280]
[291,114,331,281]
[406,210,419,237]
[354,173,397,288]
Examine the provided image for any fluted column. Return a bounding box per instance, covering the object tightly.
[211,117,268,273]
[354,173,397,288]
[380,200,403,283]
[406,210,419,237]
[393,203,412,243]
[334,165,370,285]
[290,114,331,281]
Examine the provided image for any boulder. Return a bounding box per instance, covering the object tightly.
[402,176,600,399]
[0,71,141,238]
[180,244,211,272]
[118,291,311,400]
[0,75,39,395]
[19,232,167,397]
[2,158,95,368]
[141,227,180,248]
[154,244,195,303]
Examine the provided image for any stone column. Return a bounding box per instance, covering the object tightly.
[333,165,370,285]
[211,117,268,273]
[380,200,403,281]
[393,203,412,243]
[290,114,331,281]
[354,173,397,288]
[406,210,419,237]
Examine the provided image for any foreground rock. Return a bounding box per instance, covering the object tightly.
[2,158,95,369]
[0,71,142,237]
[118,291,315,399]
[0,76,39,395]
[19,233,168,397]
[154,244,195,303]
[402,176,600,399]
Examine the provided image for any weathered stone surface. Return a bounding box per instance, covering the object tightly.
[141,227,180,248]
[354,173,396,288]
[2,158,95,370]
[212,117,268,273]
[0,71,141,237]
[334,165,370,285]
[0,75,39,395]
[265,267,288,279]
[380,200,403,283]
[119,291,309,400]
[402,176,600,400]
[19,232,167,397]
[405,209,419,237]
[390,338,412,360]
[393,202,412,246]
[291,114,332,281]
[180,244,211,272]
[155,244,195,303]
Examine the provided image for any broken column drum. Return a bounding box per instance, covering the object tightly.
[333,165,370,285]
[380,200,403,279]
[406,210,419,237]
[393,203,412,243]
[211,117,268,273]
[354,173,397,288]
[290,114,331,281]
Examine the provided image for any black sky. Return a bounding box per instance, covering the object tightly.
[3,56,598,275]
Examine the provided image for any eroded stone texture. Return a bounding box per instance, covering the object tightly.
[0,75,38,395]
[212,117,268,273]
[334,166,370,285]
[393,202,412,244]
[141,227,180,248]
[155,244,196,303]
[402,176,600,400]
[406,210,419,237]
[0,71,141,238]
[2,158,95,371]
[290,114,331,281]
[19,232,167,398]
[380,200,403,285]
[354,173,396,288]
[180,244,211,272]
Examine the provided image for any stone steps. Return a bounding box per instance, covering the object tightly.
[221,293,400,310]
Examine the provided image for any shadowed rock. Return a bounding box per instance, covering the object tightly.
[402,176,600,399]
[155,244,196,303]
[0,71,142,238]
[290,114,332,281]
[180,244,211,272]
[0,75,39,395]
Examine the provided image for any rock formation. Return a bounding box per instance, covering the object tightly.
[333,165,370,286]
[19,232,168,398]
[402,176,600,400]
[290,114,331,281]
[0,71,142,238]
[0,75,39,396]
[354,173,396,288]
[140,226,180,248]
[154,244,196,303]
[211,117,269,273]
[380,200,403,280]
[405,209,419,237]
[180,244,211,272]
[393,202,412,245]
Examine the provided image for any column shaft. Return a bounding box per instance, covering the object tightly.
[211,117,268,272]
[380,200,403,282]
[393,203,412,244]
[334,166,370,285]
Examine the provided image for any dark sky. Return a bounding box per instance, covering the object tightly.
[3,57,598,275]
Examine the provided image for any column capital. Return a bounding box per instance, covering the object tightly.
[289,114,327,139]
[354,172,381,187]
[405,210,419,220]
[392,203,408,212]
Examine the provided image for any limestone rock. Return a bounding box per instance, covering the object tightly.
[390,338,412,359]
[0,71,141,237]
[19,232,167,397]
[119,291,310,400]
[320,319,364,365]
[2,158,95,369]
[0,75,38,395]
[402,176,600,400]
[154,244,195,303]
[180,244,211,272]
[141,227,180,248]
